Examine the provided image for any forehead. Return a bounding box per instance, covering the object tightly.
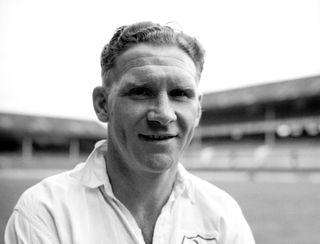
[112,44,198,83]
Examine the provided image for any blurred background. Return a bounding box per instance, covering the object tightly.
[1,0,320,243]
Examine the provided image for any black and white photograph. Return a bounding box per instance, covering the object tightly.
[1,1,320,243]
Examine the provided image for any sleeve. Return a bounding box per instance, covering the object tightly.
[219,202,255,244]
[5,209,58,244]
[232,211,255,244]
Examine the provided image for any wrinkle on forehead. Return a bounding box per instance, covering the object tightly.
[112,44,199,82]
[115,56,198,80]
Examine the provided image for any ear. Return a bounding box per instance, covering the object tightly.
[92,86,109,122]
[195,94,203,127]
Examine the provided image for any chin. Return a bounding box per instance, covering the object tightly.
[140,155,178,173]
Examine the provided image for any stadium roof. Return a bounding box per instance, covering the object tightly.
[0,112,106,139]
[202,75,320,110]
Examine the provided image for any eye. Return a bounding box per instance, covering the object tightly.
[127,87,153,99]
[170,89,194,99]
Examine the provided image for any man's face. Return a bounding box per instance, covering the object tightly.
[106,43,201,174]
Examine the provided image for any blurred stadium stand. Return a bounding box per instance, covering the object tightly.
[184,75,320,174]
[0,113,106,169]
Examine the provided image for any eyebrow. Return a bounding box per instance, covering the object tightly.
[117,80,154,92]
[119,79,197,92]
[120,81,150,88]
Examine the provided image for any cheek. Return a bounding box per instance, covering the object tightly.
[110,100,146,132]
[178,104,200,137]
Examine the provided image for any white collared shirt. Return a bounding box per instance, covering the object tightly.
[5,140,255,244]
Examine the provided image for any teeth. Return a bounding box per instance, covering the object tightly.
[150,135,168,139]
[142,134,174,140]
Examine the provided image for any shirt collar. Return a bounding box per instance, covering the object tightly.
[72,139,195,202]
[71,140,111,189]
[173,163,195,203]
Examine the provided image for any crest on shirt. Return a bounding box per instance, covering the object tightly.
[181,234,217,244]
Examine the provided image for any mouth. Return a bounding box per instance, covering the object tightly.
[139,134,177,141]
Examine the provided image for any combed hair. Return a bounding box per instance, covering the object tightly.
[100,21,205,87]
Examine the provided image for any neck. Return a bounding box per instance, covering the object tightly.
[104,153,177,214]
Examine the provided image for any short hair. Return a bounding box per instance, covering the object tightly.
[100,21,205,88]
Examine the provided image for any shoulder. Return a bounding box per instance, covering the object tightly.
[186,172,243,216]
[15,163,86,213]
[185,172,255,243]
[5,165,86,243]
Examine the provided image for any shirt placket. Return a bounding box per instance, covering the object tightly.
[152,194,176,244]
[114,198,146,244]
[99,186,145,244]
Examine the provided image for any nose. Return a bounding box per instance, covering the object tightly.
[147,93,177,126]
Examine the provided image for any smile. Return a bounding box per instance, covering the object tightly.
[139,134,177,141]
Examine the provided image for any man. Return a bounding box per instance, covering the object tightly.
[5,22,255,244]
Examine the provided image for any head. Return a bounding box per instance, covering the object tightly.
[93,21,205,175]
